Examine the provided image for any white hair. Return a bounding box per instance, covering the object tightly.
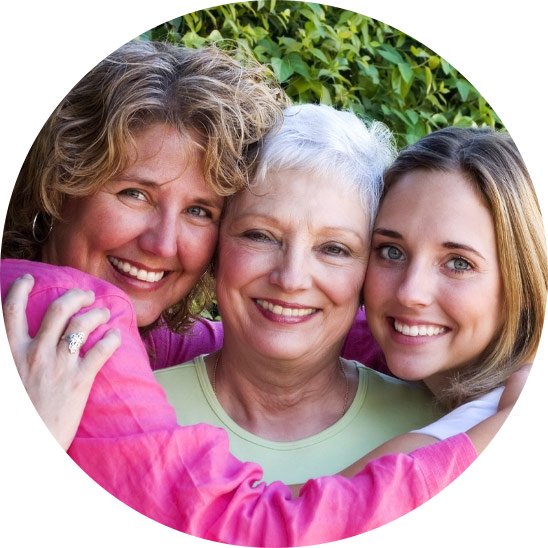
[252,103,397,230]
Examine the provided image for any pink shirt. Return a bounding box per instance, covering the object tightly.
[1,258,476,546]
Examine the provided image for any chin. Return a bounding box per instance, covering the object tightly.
[134,308,161,329]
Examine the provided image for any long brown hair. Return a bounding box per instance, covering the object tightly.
[383,126,547,409]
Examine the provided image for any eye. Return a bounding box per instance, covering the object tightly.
[243,230,274,243]
[320,243,350,257]
[186,206,210,218]
[378,245,404,261]
[119,188,147,201]
[446,256,472,272]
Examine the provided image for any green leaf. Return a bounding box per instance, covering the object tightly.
[398,62,414,83]
[430,112,449,125]
[286,52,311,78]
[406,109,419,125]
[428,56,440,70]
[271,57,294,82]
[310,47,329,64]
[320,85,332,105]
[424,66,433,93]
[456,80,471,101]
[377,46,404,65]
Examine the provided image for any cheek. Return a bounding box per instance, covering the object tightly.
[442,281,501,339]
[180,227,219,269]
[80,207,147,251]
[329,268,365,306]
[363,265,392,309]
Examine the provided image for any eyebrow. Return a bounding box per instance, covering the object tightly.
[112,176,223,208]
[115,175,170,188]
[372,227,486,260]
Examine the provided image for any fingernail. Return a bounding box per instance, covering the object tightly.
[21,273,34,281]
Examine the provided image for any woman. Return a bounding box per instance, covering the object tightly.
[367,126,546,408]
[2,38,290,445]
[4,39,287,331]
[340,126,547,471]
[376,127,547,445]
[4,37,385,377]
[154,103,441,484]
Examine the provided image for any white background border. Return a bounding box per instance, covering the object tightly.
[1,1,545,546]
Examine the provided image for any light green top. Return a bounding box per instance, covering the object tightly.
[155,355,440,484]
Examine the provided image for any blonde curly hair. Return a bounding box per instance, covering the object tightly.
[3,40,290,332]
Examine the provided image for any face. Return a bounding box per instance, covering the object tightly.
[364,169,503,395]
[43,123,224,326]
[215,170,369,362]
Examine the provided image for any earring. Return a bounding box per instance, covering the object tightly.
[31,211,53,243]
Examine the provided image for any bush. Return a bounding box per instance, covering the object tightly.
[140,1,502,147]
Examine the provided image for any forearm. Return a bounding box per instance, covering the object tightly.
[69,429,475,546]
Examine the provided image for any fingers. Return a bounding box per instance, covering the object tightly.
[2,274,35,352]
[498,363,533,411]
[58,307,111,355]
[34,288,96,347]
[81,328,121,381]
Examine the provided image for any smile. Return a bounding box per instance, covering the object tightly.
[394,319,447,337]
[255,299,318,318]
[108,256,165,283]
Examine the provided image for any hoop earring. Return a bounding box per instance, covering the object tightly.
[31,212,53,244]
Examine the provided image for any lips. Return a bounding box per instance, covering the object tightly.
[255,298,318,318]
[108,256,165,283]
[393,319,447,337]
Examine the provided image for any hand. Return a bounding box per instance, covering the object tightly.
[498,363,532,411]
[466,364,532,454]
[3,274,121,450]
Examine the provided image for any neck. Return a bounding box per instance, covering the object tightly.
[208,344,356,441]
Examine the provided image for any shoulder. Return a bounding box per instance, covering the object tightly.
[1,259,136,332]
[1,258,130,302]
[154,355,204,381]
[349,358,433,403]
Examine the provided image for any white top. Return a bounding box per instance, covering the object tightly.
[411,386,504,440]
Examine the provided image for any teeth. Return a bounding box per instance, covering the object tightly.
[256,299,317,317]
[108,257,165,283]
[394,320,446,337]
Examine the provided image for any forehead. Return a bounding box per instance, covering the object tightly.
[379,169,492,231]
[227,169,366,216]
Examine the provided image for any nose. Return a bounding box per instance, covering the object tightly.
[396,260,435,308]
[269,247,313,292]
[139,209,179,258]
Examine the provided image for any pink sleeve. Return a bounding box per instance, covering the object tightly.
[1,258,177,436]
[69,432,474,545]
[144,318,223,370]
[341,308,391,375]
[1,259,476,545]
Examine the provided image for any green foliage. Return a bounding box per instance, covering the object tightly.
[139,1,502,146]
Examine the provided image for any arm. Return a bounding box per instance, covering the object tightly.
[341,307,390,375]
[69,430,474,546]
[144,317,223,370]
[1,258,476,545]
[335,367,529,479]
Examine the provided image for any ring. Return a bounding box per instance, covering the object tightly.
[65,332,86,354]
